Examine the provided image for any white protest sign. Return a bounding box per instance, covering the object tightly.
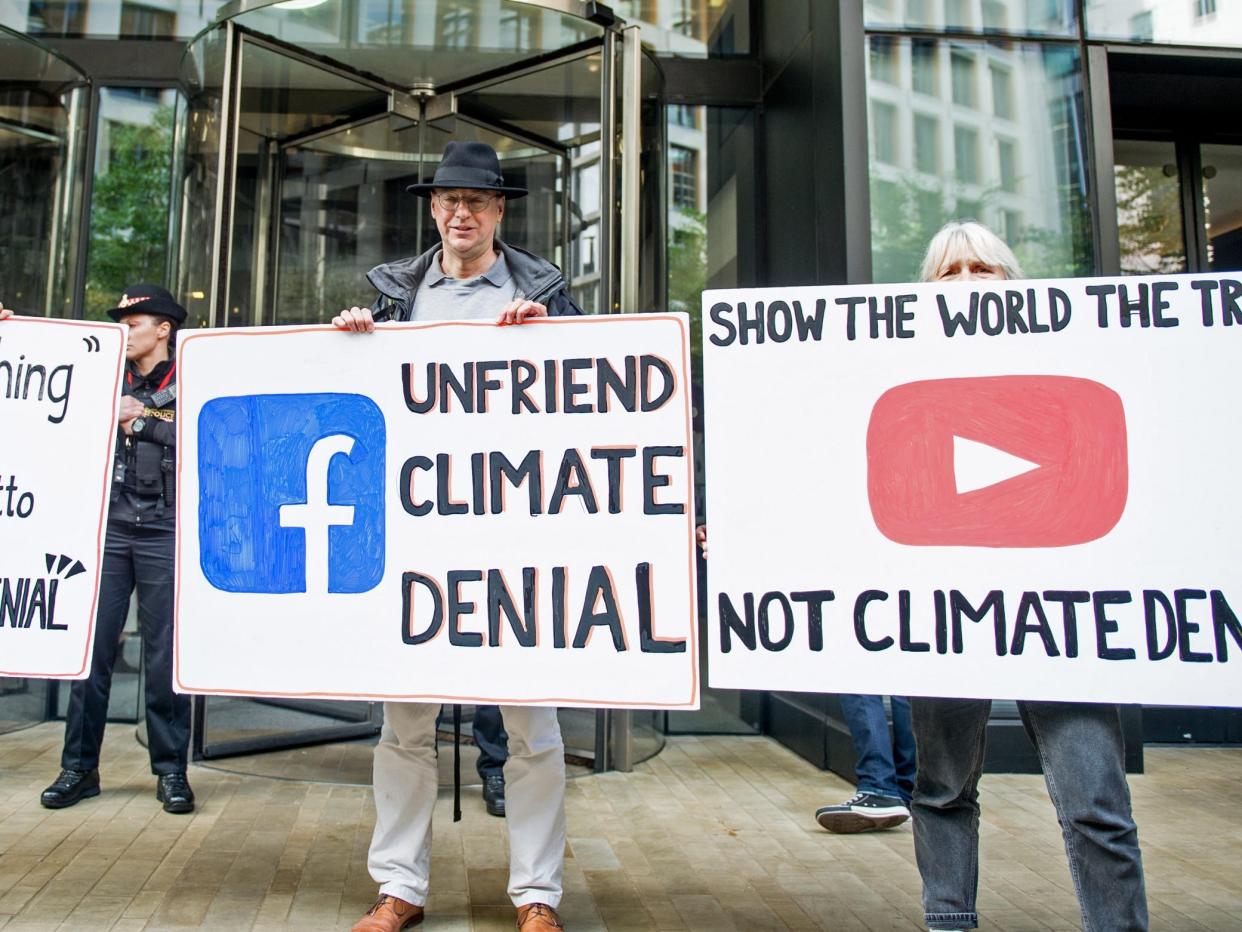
[175,315,699,708]
[0,317,126,679]
[702,274,1242,706]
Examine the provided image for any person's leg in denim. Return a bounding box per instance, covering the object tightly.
[1018,701,1147,932]
[839,694,907,800]
[910,697,992,931]
[890,696,917,803]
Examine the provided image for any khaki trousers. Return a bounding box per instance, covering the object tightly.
[368,702,566,908]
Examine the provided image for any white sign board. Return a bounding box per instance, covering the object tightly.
[1,316,125,679]
[176,315,699,708]
[703,274,1242,706]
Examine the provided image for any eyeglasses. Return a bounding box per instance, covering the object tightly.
[434,191,497,213]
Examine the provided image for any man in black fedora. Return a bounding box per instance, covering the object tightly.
[337,141,577,932]
[35,284,196,815]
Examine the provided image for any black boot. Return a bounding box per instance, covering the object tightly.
[156,772,195,814]
[482,773,506,817]
[41,769,101,809]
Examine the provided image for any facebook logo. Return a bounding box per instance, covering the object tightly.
[198,393,385,594]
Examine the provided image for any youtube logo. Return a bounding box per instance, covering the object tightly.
[866,376,1128,548]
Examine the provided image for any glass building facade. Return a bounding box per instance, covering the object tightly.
[2,0,1241,767]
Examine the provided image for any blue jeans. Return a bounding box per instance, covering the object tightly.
[911,699,1147,931]
[839,694,915,802]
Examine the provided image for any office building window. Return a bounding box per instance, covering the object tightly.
[670,145,698,209]
[998,137,1019,192]
[1001,209,1024,243]
[26,0,87,34]
[951,50,977,107]
[120,2,176,38]
[669,105,698,129]
[437,4,476,49]
[1086,0,1238,46]
[954,124,979,183]
[872,102,899,166]
[990,64,1013,119]
[1129,11,1154,40]
[868,37,1092,282]
[870,35,898,84]
[499,9,537,49]
[945,0,970,28]
[868,0,1077,35]
[982,0,1007,31]
[911,38,937,94]
[914,113,939,173]
[670,0,700,38]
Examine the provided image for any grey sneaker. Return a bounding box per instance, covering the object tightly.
[815,791,909,833]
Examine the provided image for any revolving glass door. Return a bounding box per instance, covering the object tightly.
[176,0,660,768]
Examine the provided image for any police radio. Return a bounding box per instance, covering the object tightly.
[149,383,177,409]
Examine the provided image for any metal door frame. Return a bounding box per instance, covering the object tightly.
[190,11,651,770]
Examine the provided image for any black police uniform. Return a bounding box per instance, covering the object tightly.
[60,334,190,777]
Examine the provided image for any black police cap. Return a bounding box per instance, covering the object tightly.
[105,283,188,325]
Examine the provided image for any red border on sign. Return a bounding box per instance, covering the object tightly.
[173,315,700,708]
[0,317,127,679]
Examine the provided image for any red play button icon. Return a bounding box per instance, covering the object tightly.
[866,376,1128,547]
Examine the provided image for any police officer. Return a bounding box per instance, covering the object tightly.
[39,284,195,814]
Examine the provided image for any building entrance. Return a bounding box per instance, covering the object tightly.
[1104,48,1242,746]
[172,0,663,769]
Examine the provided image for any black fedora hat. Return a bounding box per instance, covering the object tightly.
[104,283,188,325]
[406,141,528,199]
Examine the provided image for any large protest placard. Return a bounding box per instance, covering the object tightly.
[703,274,1242,706]
[1,316,126,679]
[175,315,698,708]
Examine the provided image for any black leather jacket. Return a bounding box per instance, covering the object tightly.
[110,357,176,529]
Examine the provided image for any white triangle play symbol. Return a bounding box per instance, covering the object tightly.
[953,435,1041,495]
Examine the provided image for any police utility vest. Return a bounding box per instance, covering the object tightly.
[111,358,177,527]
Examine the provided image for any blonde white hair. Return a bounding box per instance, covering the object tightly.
[918,220,1025,283]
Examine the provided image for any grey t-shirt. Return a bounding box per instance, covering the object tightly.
[410,250,519,321]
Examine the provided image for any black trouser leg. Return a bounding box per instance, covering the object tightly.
[61,522,135,772]
[133,526,190,774]
[473,704,510,781]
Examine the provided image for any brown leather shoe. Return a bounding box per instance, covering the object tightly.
[516,903,565,931]
[351,894,424,931]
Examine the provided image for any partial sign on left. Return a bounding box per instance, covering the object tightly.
[0,317,126,678]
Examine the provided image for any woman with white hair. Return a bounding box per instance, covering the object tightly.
[908,221,1149,932]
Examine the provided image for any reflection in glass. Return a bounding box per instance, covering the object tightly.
[613,0,751,56]
[0,29,88,317]
[0,678,50,735]
[12,0,227,38]
[174,27,230,328]
[84,88,178,319]
[176,29,605,326]
[1201,144,1242,272]
[911,38,937,95]
[867,37,1092,282]
[1113,139,1185,275]
[664,103,760,737]
[1085,0,1242,48]
[865,0,1077,37]
[227,0,603,89]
